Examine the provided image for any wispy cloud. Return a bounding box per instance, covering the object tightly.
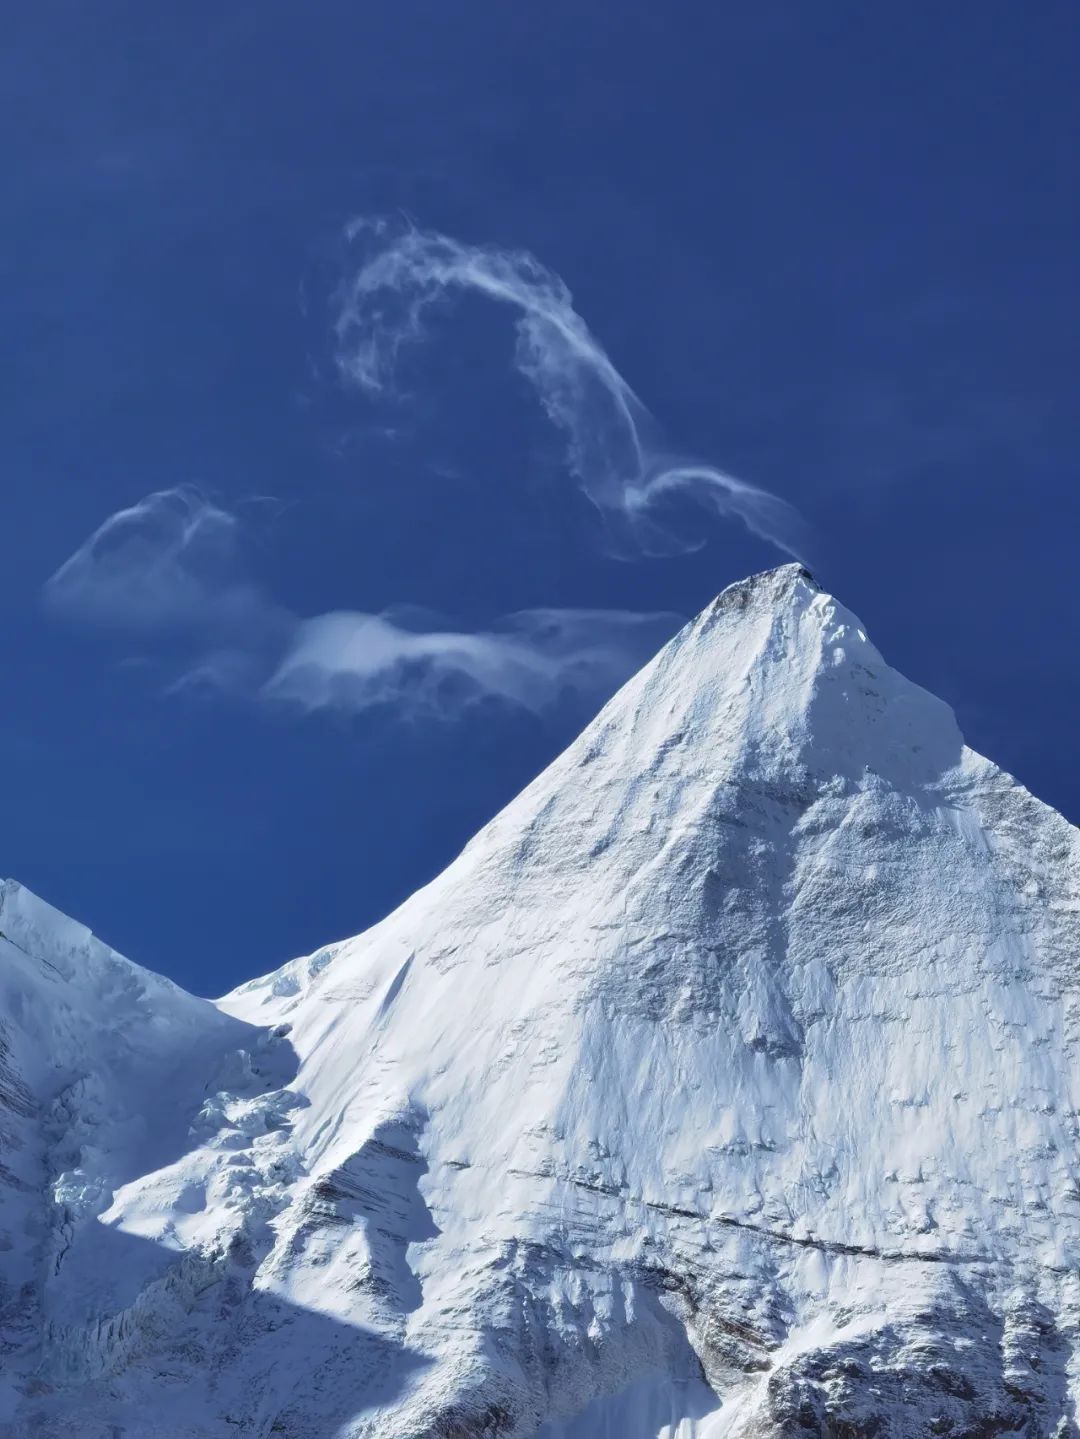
[333,217,811,560]
[45,488,254,632]
[45,488,680,721]
[266,607,678,720]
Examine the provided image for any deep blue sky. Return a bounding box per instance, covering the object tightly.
[5,1,1078,995]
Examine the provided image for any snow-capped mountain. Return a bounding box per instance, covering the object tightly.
[4,563,1080,1437]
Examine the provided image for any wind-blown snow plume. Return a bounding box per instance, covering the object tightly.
[45,487,680,719]
[334,218,810,559]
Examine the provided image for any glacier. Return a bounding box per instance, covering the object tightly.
[2,562,1080,1436]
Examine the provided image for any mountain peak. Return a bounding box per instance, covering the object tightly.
[710,559,819,606]
[538,558,963,821]
[5,569,1080,1437]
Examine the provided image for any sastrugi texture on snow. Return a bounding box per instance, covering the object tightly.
[3,564,1080,1436]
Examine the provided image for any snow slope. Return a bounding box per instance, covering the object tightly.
[3,563,1080,1436]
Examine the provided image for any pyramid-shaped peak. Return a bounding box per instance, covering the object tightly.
[214,563,1080,1437]
[711,560,820,606]
[682,562,830,652]
[571,560,961,797]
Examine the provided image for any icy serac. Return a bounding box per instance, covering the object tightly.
[4,563,1080,1437]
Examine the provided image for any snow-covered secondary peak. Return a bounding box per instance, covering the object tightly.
[5,565,1080,1438]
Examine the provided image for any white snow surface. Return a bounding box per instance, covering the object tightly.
[4,563,1080,1437]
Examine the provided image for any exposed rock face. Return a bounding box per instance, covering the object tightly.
[3,564,1080,1436]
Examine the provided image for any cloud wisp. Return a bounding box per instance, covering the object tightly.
[333,218,811,560]
[46,488,239,630]
[44,488,286,641]
[45,488,681,721]
[267,607,677,719]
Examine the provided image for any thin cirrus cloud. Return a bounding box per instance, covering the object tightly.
[333,217,811,561]
[44,488,682,721]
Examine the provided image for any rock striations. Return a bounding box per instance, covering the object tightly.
[3,564,1080,1436]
